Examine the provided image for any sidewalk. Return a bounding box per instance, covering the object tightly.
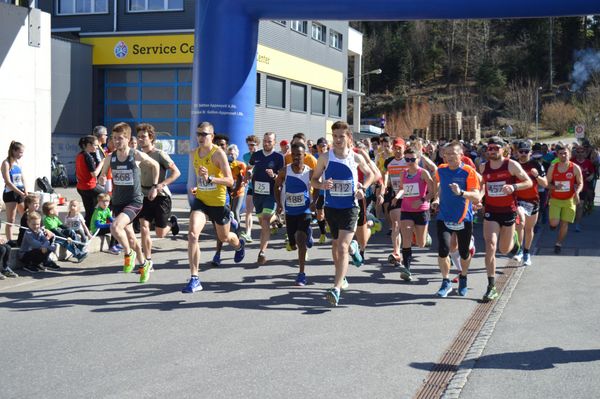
[459,188,600,398]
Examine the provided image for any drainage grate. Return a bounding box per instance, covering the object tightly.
[413,261,519,399]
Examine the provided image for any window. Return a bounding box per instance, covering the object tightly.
[58,0,108,15]
[290,20,308,35]
[273,21,287,26]
[266,76,285,109]
[256,73,261,105]
[311,88,325,115]
[311,23,326,43]
[329,92,341,117]
[129,0,183,12]
[329,30,343,50]
[290,83,307,112]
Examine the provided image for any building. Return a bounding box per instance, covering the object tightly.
[37,1,360,191]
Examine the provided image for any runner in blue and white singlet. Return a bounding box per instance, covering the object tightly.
[324,148,359,209]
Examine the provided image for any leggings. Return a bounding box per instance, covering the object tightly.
[0,243,10,268]
[21,249,51,266]
[437,220,473,259]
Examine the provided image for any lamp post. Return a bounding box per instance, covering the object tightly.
[535,86,543,141]
[348,68,382,135]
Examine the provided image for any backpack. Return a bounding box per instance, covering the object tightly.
[35,176,55,194]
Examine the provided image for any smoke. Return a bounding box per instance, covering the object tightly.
[571,49,600,91]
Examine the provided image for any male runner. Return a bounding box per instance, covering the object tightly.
[240,135,259,242]
[275,143,315,285]
[546,144,583,254]
[311,121,374,306]
[183,122,245,293]
[249,132,285,265]
[98,122,159,283]
[479,137,532,301]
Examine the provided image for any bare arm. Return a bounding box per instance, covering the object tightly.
[274,167,286,212]
[509,159,533,192]
[310,153,329,190]
[1,161,25,196]
[211,149,234,188]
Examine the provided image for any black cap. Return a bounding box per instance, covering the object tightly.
[487,136,505,146]
[532,143,542,151]
[517,141,531,150]
[316,137,327,146]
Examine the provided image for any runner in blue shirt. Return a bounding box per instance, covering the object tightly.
[240,134,259,243]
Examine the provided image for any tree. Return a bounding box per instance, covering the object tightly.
[504,79,539,138]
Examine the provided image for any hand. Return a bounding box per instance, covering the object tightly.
[265,169,274,178]
[276,204,283,214]
[67,237,72,243]
[391,197,399,207]
[189,186,197,196]
[411,199,422,209]
[449,183,461,195]
[376,194,384,206]
[0,237,5,245]
[148,186,158,201]
[574,194,581,205]
[309,201,316,212]
[355,189,365,200]
[98,175,106,186]
[531,168,539,178]
[198,166,209,181]
[41,247,48,254]
[473,203,483,211]
[323,178,333,190]
[502,184,515,195]
[430,200,439,212]
[87,233,93,239]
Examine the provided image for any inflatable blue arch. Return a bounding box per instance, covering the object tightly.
[188,0,600,191]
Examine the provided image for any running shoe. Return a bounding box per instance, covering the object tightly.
[0,273,5,280]
[211,253,221,267]
[240,232,253,243]
[426,233,433,247]
[76,252,88,263]
[257,251,266,265]
[139,260,152,283]
[22,264,40,273]
[295,272,307,286]
[399,266,412,282]
[115,244,124,251]
[575,224,581,232]
[108,245,121,255]
[306,230,314,249]
[349,240,363,267]
[469,236,476,256]
[123,250,136,273]
[341,277,349,290]
[523,252,532,266]
[2,267,18,278]
[388,253,400,265]
[234,239,245,263]
[513,248,523,263]
[230,214,239,232]
[554,244,562,254]
[169,215,180,236]
[436,280,453,297]
[512,230,521,254]
[325,224,331,234]
[182,276,202,293]
[482,285,499,302]
[285,241,296,252]
[318,234,327,244]
[458,275,468,296]
[44,260,61,270]
[325,287,340,306]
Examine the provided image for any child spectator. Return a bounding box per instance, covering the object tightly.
[42,201,88,262]
[64,200,93,244]
[19,211,58,273]
[17,193,40,247]
[90,193,119,254]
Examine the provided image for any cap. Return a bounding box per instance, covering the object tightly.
[517,141,531,150]
[316,137,328,146]
[532,143,542,152]
[392,137,405,148]
[487,136,505,146]
[280,140,289,146]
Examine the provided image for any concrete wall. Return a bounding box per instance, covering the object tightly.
[0,3,52,192]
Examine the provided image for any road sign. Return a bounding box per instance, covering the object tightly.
[575,124,585,139]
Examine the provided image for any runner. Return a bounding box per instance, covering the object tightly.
[183,122,246,293]
[546,144,583,254]
[431,141,480,297]
[393,147,435,281]
[274,143,315,285]
[571,144,595,231]
[314,138,329,244]
[381,138,409,264]
[240,135,259,243]
[98,122,160,283]
[514,141,547,266]
[311,121,374,306]
[249,132,285,265]
[479,137,532,302]
[136,123,181,271]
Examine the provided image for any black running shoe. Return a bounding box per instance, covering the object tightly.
[170,215,180,236]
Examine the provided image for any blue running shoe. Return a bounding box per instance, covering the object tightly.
[458,275,468,296]
[523,252,532,266]
[325,288,340,306]
[182,276,202,293]
[211,253,221,267]
[295,272,307,286]
[230,213,239,232]
[349,240,363,267]
[436,279,453,297]
[306,229,314,249]
[234,238,245,263]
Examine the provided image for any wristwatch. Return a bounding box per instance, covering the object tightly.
[207,176,213,184]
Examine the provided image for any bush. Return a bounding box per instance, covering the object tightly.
[541,101,578,135]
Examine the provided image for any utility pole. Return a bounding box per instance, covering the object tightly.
[549,17,554,90]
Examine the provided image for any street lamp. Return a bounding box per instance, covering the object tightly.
[535,86,543,141]
[347,67,382,135]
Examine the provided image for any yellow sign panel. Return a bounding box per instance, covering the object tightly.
[81,35,343,92]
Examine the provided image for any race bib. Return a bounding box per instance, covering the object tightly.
[517,200,535,217]
[391,176,401,192]
[487,181,507,197]
[330,179,353,197]
[12,173,23,187]
[403,182,420,198]
[555,180,570,192]
[255,181,270,195]
[196,176,216,191]
[444,221,465,231]
[285,192,305,207]
[113,169,134,186]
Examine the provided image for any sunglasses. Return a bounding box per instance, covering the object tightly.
[404,157,417,162]
[519,149,530,154]
[196,132,211,137]
[487,146,501,152]
[247,143,257,147]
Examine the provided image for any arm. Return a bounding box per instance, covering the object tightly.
[310,153,330,190]
[507,159,533,193]
[135,150,160,200]
[1,161,26,196]
[422,169,436,202]
[355,153,374,193]
[97,155,112,186]
[573,164,584,202]
[158,155,181,191]
[211,149,234,188]
[274,167,286,213]
[420,155,438,176]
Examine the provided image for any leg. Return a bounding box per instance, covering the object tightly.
[332,230,355,290]
[124,223,143,264]
[483,220,500,278]
[140,217,152,259]
[4,201,17,241]
[389,208,402,257]
[110,212,133,254]
[244,194,254,235]
[214,221,240,249]
[258,214,271,254]
[187,210,207,276]
[497,223,516,255]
